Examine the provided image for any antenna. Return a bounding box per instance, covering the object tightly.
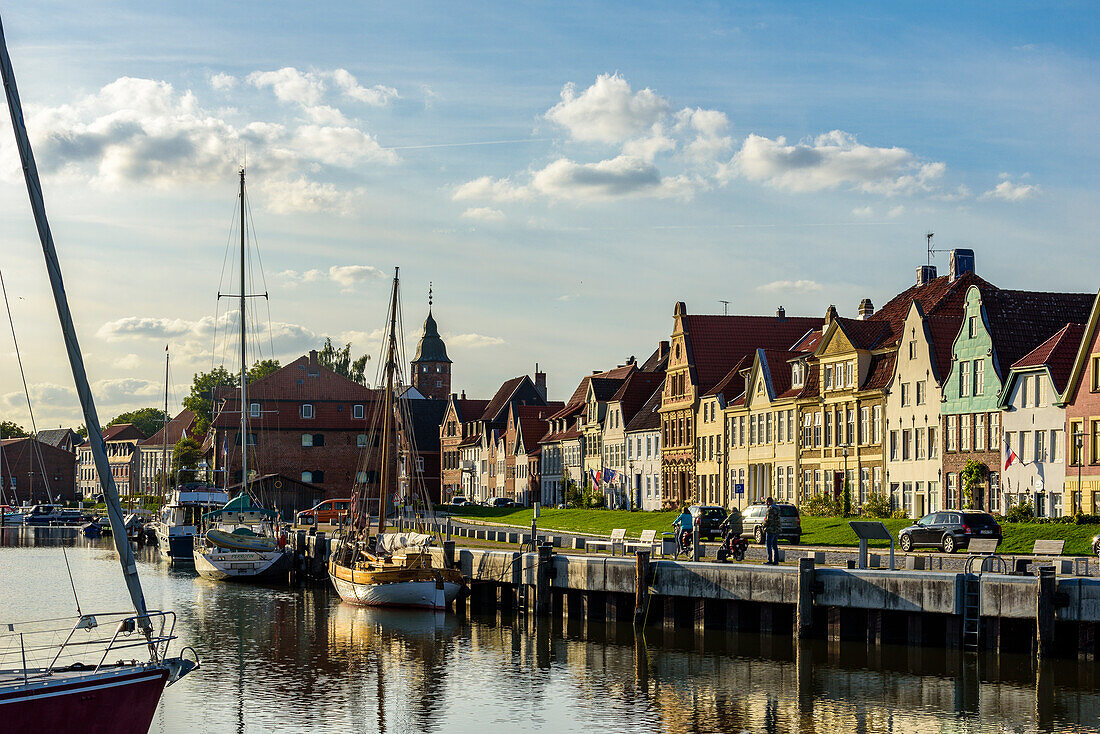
[719,300,729,316]
[925,231,945,266]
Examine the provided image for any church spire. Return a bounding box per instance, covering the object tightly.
[411,281,451,399]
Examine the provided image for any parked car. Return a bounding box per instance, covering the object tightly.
[688,505,728,541]
[450,496,470,506]
[898,510,1001,553]
[741,502,802,543]
[488,497,515,508]
[295,498,351,526]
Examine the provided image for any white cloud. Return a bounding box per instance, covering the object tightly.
[1,383,77,411]
[530,155,696,201]
[330,69,399,107]
[852,205,874,217]
[247,67,326,106]
[115,353,144,370]
[94,378,163,403]
[728,130,944,195]
[452,176,532,203]
[448,333,505,348]
[97,316,198,341]
[674,107,732,163]
[981,174,1039,201]
[290,124,396,167]
[461,207,505,222]
[756,280,822,293]
[278,265,383,291]
[209,72,237,91]
[545,73,669,144]
[261,178,358,215]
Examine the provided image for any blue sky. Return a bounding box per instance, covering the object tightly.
[0,1,1097,428]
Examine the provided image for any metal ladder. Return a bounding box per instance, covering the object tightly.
[961,555,1008,650]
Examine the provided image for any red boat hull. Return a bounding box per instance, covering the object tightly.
[0,667,168,734]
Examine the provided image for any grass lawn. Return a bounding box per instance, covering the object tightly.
[445,507,1100,556]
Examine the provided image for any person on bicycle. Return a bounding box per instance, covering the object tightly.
[720,506,743,539]
[672,506,693,553]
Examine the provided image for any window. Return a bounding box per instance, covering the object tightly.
[302,471,313,483]
[1034,377,1043,407]
[235,432,257,446]
[1071,420,1084,465]
[845,361,854,387]
[960,414,971,451]
[946,473,957,509]
[416,457,424,473]
[739,416,746,446]
[908,340,917,360]
[356,471,368,484]
[889,430,899,460]
[860,407,870,444]
[1035,430,1046,462]
[968,315,978,338]
[302,433,313,447]
[975,414,986,451]
[777,411,785,442]
[803,414,813,448]
[350,403,365,420]
[814,411,822,447]
[824,365,833,390]
[357,433,369,447]
[872,406,882,445]
[990,412,1000,446]
[250,402,261,418]
[750,415,757,445]
[901,383,910,407]
[1051,429,1062,463]
[915,428,925,460]
[902,429,912,460]
[301,403,314,419]
[846,409,855,445]
[766,412,773,443]
[959,361,970,397]
[860,468,870,504]
[824,412,832,447]
[929,426,938,459]
[787,410,794,442]
[873,466,882,493]
[792,363,803,388]
[1093,356,1100,392]
[974,360,984,396]
[1093,420,1100,464]
[916,381,926,406]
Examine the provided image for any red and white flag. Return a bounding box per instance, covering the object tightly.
[1004,439,1018,471]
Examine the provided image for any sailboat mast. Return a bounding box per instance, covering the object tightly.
[161,347,169,495]
[0,14,151,627]
[377,268,400,535]
[239,169,248,497]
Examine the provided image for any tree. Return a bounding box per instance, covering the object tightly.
[107,408,168,439]
[74,425,87,439]
[0,420,28,438]
[961,460,986,510]
[248,358,281,382]
[183,365,238,435]
[172,437,204,485]
[318,337,370,384]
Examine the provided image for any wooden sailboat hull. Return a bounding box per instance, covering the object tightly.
[329,561,462,609]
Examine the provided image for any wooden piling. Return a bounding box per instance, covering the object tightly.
[633,550,650,629]
[796,556,814,639]
[1036,566,1056,659]
[535,544,552,617]
[443,540,456,570]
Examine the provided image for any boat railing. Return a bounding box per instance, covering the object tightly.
[0,611,180,684]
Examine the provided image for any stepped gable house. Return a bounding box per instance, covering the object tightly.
[439,393,490,500]
[396,396,448,505]
[211,350,380,503]
[77,423,146,498]
[2,437,77,503]
[660,302,820,508]
[474,373,550,500]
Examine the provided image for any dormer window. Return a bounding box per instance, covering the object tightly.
[792,363,804,388]
[301,403,314,419]
[353,404,365,419]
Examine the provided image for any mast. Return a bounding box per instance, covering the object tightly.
[161,346,169,495]
[239,169,248,499]
[0,14,151,628]
[377,268,399,535]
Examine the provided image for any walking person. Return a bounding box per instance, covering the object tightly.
[763,497,780,565]
[672,505,693,556]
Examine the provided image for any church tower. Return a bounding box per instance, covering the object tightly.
[410,284,451,400]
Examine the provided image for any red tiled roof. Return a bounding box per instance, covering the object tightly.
[138,410,196,446]
[984,290,1095,376]
[797,362,820,398]
[457,433,481,448]
[760,349,801,397]
[791,329,823,353]
[866,270,995,347]
[611,371,666,426]
[831,317,892,350]
[103,423,146,441]
[548,403,583,421]
[516,414,551,449]
[1012,322,1086,394]
[242,353,379,402]
[480,376,527,422]
[863,353,896,390]
[681,314,821,394]
[452,399,490,424]
[565,364,636,406]
[624,382,664,433]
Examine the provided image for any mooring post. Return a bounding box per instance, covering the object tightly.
[446,517,452,542]
[692,528,700,562]
[797,556,815,638]
[1036,565,1056,659]
[443,539,456,570]
[634,550,650,628]
[313,531,327,578]
[535,543,552,617]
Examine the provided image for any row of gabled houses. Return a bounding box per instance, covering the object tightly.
[438,249,1100,517]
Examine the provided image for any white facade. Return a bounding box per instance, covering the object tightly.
[601,401,630,508]
[884,303,945,517]
[625,427,662,511]
[1002,369,1067,516]
[460,442,482,500]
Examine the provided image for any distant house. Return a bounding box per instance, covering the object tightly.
[1,437,77,504]
[35,428,81,454]
[136,409,198,495]
[77,424,147,498]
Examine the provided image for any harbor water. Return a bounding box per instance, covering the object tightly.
[2,527,1099,733]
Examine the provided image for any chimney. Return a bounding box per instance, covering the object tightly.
[857,298,874,320]
[949,249,975,281]
[534,367,546,400]
[451,392,458,401]
[776,306,786,321]
[916,264,937,286]
[307,349,319,376]
[824,305,838,326]
[658,340,669,360]
[460,390,466,399]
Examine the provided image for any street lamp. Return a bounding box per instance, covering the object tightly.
[715,446,724,508]
[841,444,851,516]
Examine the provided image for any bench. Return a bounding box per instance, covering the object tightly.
[1033,539,1065,557]
[964,538,1009,573]
[967,538,1000,555]
[623,529,661,557]
[586,528,625,555]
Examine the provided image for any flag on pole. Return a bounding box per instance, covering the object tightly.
[604,468,618,484]
[1004,438,1018,471]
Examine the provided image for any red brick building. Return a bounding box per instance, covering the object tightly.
[1063,291,1100,513]
[211,350,381,506]
[410,304,451,401]
[77,423,146,498]
[440,394,489,499]
[2,438,77,503]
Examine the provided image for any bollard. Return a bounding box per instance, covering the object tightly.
[446,517,452,542]
[692,528,700,562]
[633,550,650,628]
[797,556,815,638]
[443,540,456,570]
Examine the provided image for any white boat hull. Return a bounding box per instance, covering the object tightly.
[194,547,290,581]
[330,574,460,610]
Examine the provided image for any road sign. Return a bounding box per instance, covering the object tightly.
[734,483,744,495]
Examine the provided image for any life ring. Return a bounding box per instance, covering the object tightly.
[273,480,283,489]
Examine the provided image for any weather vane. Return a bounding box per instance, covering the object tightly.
[428,282,433,308]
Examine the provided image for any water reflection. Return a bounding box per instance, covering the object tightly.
[2,529,1099,733]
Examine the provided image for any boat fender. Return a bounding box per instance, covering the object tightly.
[273,480,282,489]
[277,531,288,548]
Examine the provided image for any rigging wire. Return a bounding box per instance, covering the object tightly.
[0,268,53,502]
[60,546,82,617]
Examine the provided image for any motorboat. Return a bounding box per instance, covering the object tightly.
[22,504,89,526]
[150,484,229,564]
[193,494,290,581]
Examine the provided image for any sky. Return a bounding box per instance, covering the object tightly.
[0,1,1097,430]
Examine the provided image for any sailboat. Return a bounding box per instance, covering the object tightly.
[193,169,291,582]
[328,269,462,609]
[0,13,196,732]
